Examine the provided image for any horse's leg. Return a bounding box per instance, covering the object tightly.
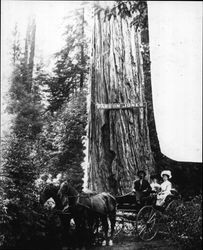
[76,208,89,249]
[93,214,102,245]
[83,209,92,247]
[101,215,109,246]
[73,215,84,248]
[60,214,71,246]
[94,215,100,235]
[87,212,96,244]
[108,210,116,246]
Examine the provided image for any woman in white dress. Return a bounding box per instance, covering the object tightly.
[156,170,172,206]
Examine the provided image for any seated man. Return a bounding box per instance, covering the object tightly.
[133,170,152,204]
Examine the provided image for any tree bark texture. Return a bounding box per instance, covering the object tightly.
[88,7,155,195]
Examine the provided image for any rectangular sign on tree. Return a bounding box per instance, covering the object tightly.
[96,103,145,109]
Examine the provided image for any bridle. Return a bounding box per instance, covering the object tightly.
[64,183,94,210]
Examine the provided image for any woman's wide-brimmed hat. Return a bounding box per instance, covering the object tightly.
[137,170,146,176]
[161,170,172,179]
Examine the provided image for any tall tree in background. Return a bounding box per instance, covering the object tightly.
[1,19,45,248]
[46,7,89,113]
[5,17,39,184]
[41,8,89,190]
[11,23,21,64]
[8,18,43,140]
[88,1,155,194]
[43,92,87,191]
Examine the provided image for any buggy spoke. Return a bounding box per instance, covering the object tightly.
[136,205,158,241]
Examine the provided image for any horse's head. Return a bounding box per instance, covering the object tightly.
[40,183,59,206]
[58,181,69,203]
[58,181,78,208]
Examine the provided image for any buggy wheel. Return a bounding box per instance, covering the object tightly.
[165,198,181,213]
[136,205,158,241]
[163,199,182,234]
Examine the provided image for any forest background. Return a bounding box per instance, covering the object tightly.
[0,1,202,250]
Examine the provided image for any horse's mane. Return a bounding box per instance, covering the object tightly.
[81,190,98,198]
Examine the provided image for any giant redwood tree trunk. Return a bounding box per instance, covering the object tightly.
[88,3,155,195]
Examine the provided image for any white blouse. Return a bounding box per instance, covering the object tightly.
[160,180,172,195]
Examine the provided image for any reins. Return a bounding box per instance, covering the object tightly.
[58,193,134,199]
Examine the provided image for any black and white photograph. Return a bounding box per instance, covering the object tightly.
[1,1,202,250]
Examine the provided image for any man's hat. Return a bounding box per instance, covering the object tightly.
[161,170,172,179]
[137,170,146,176]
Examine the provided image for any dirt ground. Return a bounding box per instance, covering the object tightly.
[88,234,181,250]
[61,227,181,250]
[62,239,180,250]
[89,240,180,250]
[61,237,180,250]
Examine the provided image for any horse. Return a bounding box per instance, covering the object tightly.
[39,183,63,210]
[58,181,117,246]
[39,183,73,247]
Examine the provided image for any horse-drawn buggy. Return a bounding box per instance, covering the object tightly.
[39,173,180,247]
[114,188,180,242]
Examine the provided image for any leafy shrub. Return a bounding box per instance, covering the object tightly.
[0,194,10,248]
[167,195,202,250]
[0,197,65,250]
[1,198,44,249]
